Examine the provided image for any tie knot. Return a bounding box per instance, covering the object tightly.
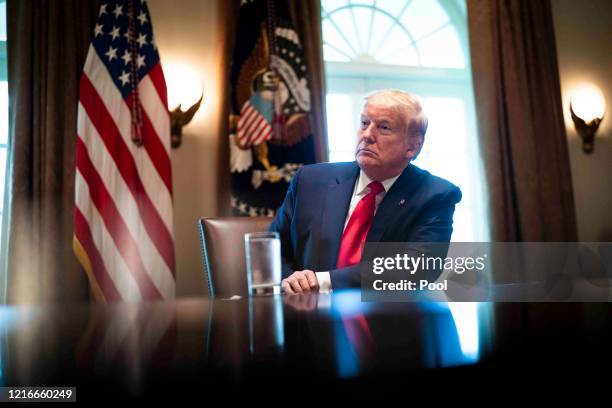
[368,181,385,195]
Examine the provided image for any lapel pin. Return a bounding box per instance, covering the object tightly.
[399,199,406,206]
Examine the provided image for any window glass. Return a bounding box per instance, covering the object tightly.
[322,0,464,67]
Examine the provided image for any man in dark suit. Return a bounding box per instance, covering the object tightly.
[270,90,461,293]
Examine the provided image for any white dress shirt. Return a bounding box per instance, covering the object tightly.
[316,170,401,292]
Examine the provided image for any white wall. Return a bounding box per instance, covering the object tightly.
[552,0,612,241]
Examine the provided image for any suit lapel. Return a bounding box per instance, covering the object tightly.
[367,164,423,243]
[318,163,359,270]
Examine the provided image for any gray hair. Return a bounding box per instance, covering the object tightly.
[364,89,428,139]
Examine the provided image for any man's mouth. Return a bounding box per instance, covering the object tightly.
[357,148,377,156]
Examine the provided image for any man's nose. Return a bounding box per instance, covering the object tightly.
[360,123,375,143]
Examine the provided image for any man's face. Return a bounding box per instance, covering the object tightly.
[355,103,421,181]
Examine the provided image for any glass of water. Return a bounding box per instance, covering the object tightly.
[245,231,281,296]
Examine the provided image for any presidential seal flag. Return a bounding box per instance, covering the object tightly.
[74,0,175,302]
[229,0,317,217]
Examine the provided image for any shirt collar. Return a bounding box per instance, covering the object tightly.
[355,170,401,196]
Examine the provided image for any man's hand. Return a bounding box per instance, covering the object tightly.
[282,270,319,294]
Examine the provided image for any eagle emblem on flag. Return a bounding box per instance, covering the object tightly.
[229,0,316,216]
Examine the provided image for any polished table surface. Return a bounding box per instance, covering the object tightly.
[1,290,611,401]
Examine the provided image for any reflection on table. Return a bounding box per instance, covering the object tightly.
[0,289,610,400]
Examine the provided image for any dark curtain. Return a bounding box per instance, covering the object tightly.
[288,0,329,163]
[467,0,577,241]
[2,0,99,304]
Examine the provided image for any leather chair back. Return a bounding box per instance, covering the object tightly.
[198,217,273,297]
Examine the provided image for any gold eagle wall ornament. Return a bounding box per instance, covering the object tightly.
[169,94,203,148]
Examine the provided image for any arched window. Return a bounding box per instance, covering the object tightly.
[322,0,488,241]
[322,0,466,68]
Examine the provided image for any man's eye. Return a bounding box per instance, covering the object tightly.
[361,120,369,128]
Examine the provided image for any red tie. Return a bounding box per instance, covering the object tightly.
[336,181,385,268]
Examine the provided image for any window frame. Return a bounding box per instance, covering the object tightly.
[321,0,470,67]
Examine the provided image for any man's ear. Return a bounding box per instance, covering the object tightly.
[405,135,424,160]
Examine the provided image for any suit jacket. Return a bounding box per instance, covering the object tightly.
[269,161,462,289]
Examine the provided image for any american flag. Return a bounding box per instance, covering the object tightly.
[74,0,175,302]
[236,94,273,148]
